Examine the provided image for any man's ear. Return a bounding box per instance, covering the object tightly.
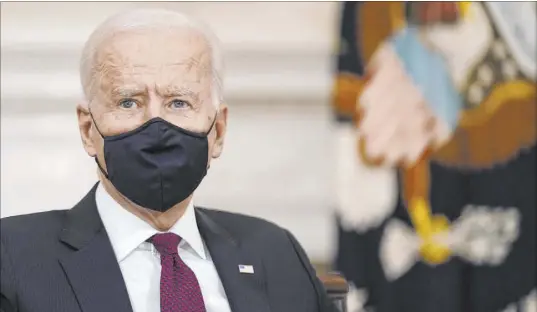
[76,103,97,157]
[211,104,228,159]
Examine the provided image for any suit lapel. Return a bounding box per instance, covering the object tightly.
[58,183,133,312]
[196,209,271,312]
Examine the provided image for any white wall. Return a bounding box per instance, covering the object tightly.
[1,2,341,262]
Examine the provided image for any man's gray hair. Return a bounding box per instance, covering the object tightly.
[79,8,224,108]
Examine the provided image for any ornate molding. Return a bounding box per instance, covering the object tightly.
[1,45,334,114]
[1,2,339,114]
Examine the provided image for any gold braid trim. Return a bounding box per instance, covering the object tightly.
[433,81,536,168]
[332,73,365,119]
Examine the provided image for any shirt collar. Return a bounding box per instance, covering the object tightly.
[95,183,207,262]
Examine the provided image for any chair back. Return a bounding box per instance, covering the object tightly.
[319,271,349,312]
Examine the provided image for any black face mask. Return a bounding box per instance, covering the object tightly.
[91,114,216,212]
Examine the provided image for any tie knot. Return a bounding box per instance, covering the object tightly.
[149,233,182,256]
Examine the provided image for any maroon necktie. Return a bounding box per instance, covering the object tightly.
[149,233,207,312]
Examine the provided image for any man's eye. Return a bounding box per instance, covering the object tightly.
[118,99,138,109]
[169,99,189,110]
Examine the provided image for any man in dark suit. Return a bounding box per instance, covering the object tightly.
[0,8,337,312]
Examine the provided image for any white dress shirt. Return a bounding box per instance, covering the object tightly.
[95,184,231,312]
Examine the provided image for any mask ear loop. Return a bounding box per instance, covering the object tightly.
[204,111,219,136]
[205,110,220,170]
[87,107,111,180]
[88,108,106,138]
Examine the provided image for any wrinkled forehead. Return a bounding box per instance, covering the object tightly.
[92,27,213,97]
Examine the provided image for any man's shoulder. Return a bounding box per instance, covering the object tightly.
[1,210,67,241]
[196,207,292,242]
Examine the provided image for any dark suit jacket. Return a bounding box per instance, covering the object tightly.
[1,184,337,312]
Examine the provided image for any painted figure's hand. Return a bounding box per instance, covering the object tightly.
[357,42,453,167]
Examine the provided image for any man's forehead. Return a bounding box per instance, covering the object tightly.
[92,28,213,92]
[95,28,212,71]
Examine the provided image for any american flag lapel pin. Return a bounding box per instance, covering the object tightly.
[238,264,254,274]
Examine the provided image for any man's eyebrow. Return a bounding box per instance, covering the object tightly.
[111,87,147,97]
[159,86,200,101]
